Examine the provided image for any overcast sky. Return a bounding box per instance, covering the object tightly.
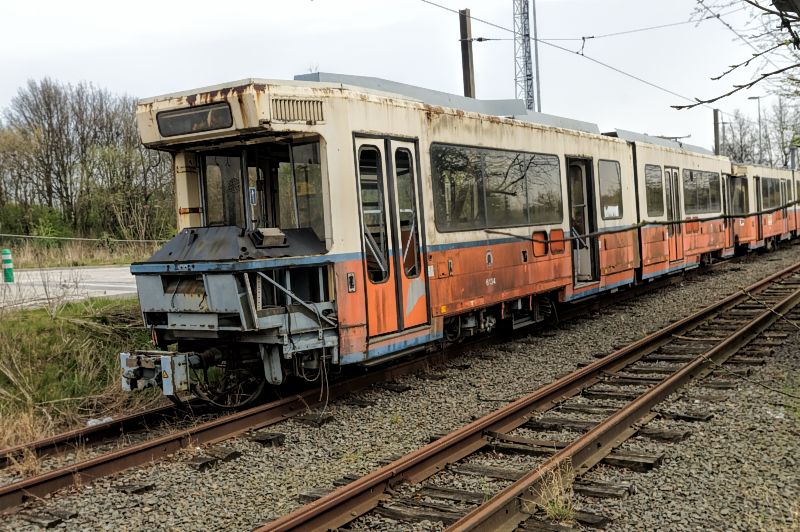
[0,0,779,149]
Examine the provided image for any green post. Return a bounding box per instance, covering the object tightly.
[2,248,13,283]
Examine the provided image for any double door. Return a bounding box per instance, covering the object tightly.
[664,167,684,262]
[355,137,428,338]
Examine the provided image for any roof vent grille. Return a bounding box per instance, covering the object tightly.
[271,99,324,123]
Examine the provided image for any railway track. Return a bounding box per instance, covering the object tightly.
[260,260,800,531]
[0,254,766,517]
[0,402,204,471]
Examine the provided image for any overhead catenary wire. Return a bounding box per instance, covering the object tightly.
[466,7,748,43]
[420,0,763,128]
[542,5,748,42]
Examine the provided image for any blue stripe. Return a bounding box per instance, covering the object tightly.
[641,262,694,280]
[339,330,443,365]
[130,252,363,274]
[563,278,633,302]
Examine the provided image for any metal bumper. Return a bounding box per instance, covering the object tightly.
[120,351,190,396]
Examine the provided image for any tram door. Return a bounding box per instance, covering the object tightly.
[754,176,764,241]
[355,137,428,338]
[781,180,789,234]
[567,159,598,283]
[664,167,684,262]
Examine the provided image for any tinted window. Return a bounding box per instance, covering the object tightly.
[485,151,528,226]
[730,176,749,215]
[204,155,244,227]
[683,169,721,214]
[598,160,623,220]
[527,154,562,224]
[157,103,233,137]
[762,177,782,209]
[395,149,421,278]
[707,171,721,211]
[431,145,485,231]
[358,147,390,283]
[431,144,562,231]
[644,164,664,217]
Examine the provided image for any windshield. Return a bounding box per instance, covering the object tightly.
[201,139,325,240]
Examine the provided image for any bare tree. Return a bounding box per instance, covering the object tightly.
[766,96,800,165]
[1,79,174,240]
[723,109,759,163]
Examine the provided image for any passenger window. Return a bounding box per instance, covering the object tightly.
[485,151,528,227]
[696,172,710,211]
[359,147,390,283]
[431,144,562,230]
[431,144,485,231]
[395,149,421,278]
[204,155,244,227]
[707,172,721,211]
[644,164,664,217]
[684,170,721,214]
[730,177,749,215]
[683,170,698,213]
[761,177,781,209]
[598,159,623,220]
[527,154,562,224]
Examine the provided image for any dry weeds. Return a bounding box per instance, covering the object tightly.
[0,296,162,451]
[525,460,576,524]
[10,240,159,270]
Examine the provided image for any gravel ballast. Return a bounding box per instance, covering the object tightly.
[4,247,800,531]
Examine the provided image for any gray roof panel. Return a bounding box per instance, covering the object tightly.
[611,129,714,156]
[295,72,600,134]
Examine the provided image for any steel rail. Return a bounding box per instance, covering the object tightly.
[259,261,800,532]
[0,402,204,469]
[451,267,800,531]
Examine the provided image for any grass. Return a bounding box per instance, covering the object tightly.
[531,461,576,523]
[0,297,162,449]
[740,484,800,531]
[339,451,363,463]
[7,240,161,269]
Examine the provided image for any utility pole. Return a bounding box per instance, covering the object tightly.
[748,95,763,164]
[713,109,721,156]
[459,9,476,98]
[531,0,541,112]
[513,0,536,110]
[721,120,730,158]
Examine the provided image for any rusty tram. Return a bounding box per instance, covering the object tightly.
[120,74,797,406]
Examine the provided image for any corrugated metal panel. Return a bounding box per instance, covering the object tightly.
[612,129,714,156]
[271,98,324,122]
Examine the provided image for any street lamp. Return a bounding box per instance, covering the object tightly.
[748,95,763,164]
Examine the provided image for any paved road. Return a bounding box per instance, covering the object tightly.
[0,266,136,309]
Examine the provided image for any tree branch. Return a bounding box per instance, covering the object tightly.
[711,40,790,81]
[742,0,800,21]
[672,62,800,109]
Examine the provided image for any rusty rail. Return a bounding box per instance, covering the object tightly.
[259,261,800,532]
[450,269,800,530]
[0,402,206,469]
